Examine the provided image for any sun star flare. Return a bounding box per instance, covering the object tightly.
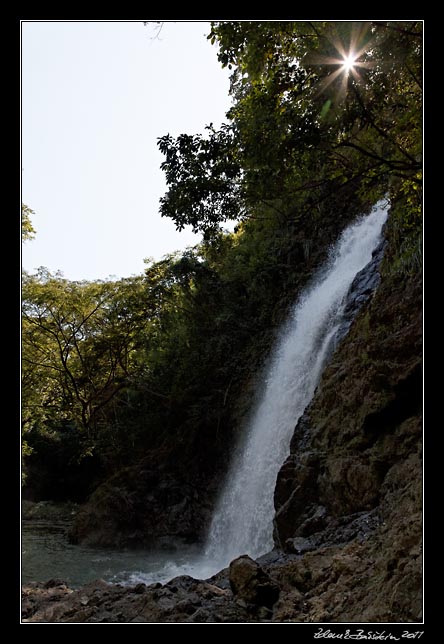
[342,53,357,73]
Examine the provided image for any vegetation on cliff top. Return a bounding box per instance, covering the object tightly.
[22,21,422,501]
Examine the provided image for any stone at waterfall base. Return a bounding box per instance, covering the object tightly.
[21,523,422,623]
[229,555,280,609]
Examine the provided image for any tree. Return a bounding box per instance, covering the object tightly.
[210,21,422,217]
[22,203,36,241]
[157,22,422,236]
[158,124,242,235]
[22,270,149,449]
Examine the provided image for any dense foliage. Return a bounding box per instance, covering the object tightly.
[22,21,422,500]
[160,22,421,235]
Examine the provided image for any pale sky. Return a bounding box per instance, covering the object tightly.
[21,21,232,281]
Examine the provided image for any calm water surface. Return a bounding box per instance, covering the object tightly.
[22,519,204,588]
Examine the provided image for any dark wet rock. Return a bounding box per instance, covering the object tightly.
[21,576,248,623]
[44,578,67,589]
[333,237,386,347]
[22,500,79,522]
[285,537,316,555]
[229,555,280,609]
[68,464,215,549]
[281,509,382,556]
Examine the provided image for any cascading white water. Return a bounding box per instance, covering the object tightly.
[114,203,388,587]
[203,204,388,567]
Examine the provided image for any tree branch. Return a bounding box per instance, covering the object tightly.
[335,140,421,177]
[350,83,420,165]
[371,21,422,38]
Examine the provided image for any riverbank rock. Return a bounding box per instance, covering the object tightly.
[22,500,79,522]
[229,555,280,609]
[68,458,215,549]
[21,575,252,623]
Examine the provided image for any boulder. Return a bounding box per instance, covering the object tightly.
[68,460,214,549]
[229,555,280,608]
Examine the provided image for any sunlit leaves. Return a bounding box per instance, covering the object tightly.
[22,271,149,440]
[22,203,36,241]
[213,21,421,220]
[158,125,243,234]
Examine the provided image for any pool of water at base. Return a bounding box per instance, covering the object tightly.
[22,520,221,589]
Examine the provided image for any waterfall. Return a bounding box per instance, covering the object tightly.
[119,204,388,587]
[203,204,388,567]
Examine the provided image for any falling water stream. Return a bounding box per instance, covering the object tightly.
[22,204,388,588]
[204,204,388,567]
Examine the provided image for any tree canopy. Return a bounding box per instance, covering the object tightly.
[22,21,422,499]
[159,21,421,237]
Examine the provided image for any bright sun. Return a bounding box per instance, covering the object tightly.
[309,23,375,101]
[342,53,357,73]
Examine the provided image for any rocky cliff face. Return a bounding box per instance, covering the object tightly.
[272,246,422,621]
